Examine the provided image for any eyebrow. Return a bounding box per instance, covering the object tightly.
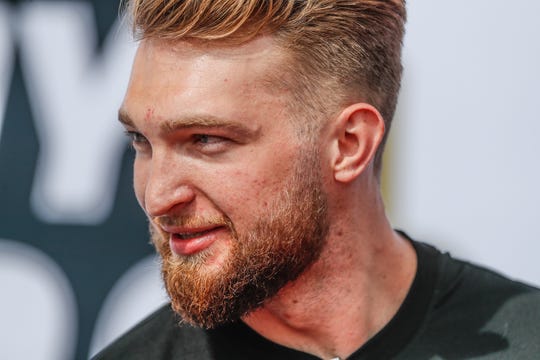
[118,109,261,140]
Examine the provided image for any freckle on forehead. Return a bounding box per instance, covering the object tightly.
[145,108,154,121]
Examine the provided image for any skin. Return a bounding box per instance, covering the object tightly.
[120,35,417,360]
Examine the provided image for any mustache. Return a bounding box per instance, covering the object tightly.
[152,214,234,231]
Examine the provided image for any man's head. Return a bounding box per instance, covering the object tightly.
[120,0,406,328]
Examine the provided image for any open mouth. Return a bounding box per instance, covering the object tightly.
[169,226,227,256]
[175,229,215,240]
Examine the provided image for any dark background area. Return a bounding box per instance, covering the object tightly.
[0,1,153,359]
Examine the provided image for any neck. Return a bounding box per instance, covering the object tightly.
[242,189,417,359]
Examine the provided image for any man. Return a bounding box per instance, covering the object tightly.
[94,0,540,359]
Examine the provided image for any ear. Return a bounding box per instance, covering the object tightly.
[330,103,385,183]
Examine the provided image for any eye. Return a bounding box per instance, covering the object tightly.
[124,131,150,153]
[193,134,225,145]
[192,134,232,154]
[124,130,147,143]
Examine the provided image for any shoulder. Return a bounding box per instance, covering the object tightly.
[91,303,210,360]
[444,255,540,331]
[408,238,540,311]
[421,246,540,358]
[435,251,540,311]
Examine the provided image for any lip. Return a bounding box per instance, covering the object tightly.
[168,226,226,256]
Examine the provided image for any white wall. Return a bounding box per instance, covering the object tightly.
[390,0,540,286]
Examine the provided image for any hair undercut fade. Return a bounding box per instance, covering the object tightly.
[124,0,406,173]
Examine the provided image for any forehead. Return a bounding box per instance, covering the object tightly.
[121,36,292,126]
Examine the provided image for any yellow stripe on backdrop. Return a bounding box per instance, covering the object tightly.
[381,125,396,218]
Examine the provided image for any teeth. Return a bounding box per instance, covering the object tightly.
[177,231,208,240]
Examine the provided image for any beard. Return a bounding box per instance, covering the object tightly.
[150,152,329,329]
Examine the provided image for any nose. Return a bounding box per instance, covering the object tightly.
[142,152,196,217]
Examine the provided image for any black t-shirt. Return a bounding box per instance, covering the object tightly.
[93,239,540,359]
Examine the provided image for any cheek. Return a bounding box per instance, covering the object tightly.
[215,169,281,216]
[200,169,255,213]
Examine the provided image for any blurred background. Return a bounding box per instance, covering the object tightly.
[0,1,538,359]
